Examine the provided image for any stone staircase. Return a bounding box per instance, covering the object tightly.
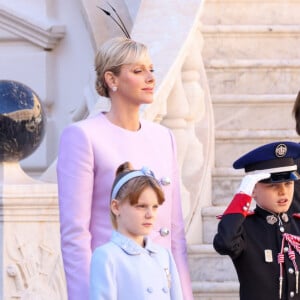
[191,0,300,299]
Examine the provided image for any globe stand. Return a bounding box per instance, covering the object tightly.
[0,80,67,299]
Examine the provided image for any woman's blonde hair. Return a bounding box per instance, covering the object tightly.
[110,162,165,229]
[95,37,149,98]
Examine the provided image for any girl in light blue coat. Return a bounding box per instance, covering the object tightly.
[90,162,183,300]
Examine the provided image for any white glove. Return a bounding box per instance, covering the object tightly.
[237,173,271,196]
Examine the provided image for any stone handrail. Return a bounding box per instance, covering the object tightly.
[132,1,214,244]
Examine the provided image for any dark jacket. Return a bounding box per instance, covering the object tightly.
[214,203,300,300]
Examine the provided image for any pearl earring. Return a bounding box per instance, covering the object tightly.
[111,86,117,92]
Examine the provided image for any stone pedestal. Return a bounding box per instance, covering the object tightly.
[0,162,67,299]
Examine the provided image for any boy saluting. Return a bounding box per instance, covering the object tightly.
[214,141,300,300]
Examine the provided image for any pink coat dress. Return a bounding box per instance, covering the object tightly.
[57,112,193,300]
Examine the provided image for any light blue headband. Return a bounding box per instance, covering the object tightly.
[111,167,156,200]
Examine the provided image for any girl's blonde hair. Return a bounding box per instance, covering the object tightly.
[110,162,165,229]
[95,37,149,98]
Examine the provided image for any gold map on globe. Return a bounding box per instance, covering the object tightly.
[0,80,46,162]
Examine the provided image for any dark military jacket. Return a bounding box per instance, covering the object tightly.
[214,205,300,300]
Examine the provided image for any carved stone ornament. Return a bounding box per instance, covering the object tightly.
[6,235,65,299]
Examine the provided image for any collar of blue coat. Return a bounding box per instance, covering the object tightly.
[110,230,159,255]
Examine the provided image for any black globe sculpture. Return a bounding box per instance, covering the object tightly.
[0,80,46,162]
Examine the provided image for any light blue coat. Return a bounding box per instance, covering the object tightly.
[90,231,183,300]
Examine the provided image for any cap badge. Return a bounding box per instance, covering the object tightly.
[275,144,287,158]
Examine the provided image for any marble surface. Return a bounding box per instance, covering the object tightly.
[0,80,46,162]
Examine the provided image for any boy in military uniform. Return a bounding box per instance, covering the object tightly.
[214,141,300,300]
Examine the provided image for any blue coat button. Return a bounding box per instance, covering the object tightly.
[147,287,153,293]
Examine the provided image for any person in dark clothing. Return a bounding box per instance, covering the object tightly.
[290,91,300,214]
[214,141,300,300]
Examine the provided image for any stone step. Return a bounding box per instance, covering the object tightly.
[202,206,251,244]
[201,0,300,26]
[211,166,267,208]
[202,206,225,244]
[212,167,241,206]
[198,0,299,295]
[202,25,300,60]
[188,244,238,281]
[192,281,239,300]
[214,129,298,168]
[212,94,296,131]
[205,59,300,94]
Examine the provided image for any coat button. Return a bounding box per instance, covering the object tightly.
[159,227,170,237]
[284,247,289,253]
[290,291,295,297]
[161,176,171,186]
[147,287,153,293]
[242,203,250,211]
[289,268,294,274]
[162,287,169,293]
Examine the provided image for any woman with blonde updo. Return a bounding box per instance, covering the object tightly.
[57,37,193,300]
